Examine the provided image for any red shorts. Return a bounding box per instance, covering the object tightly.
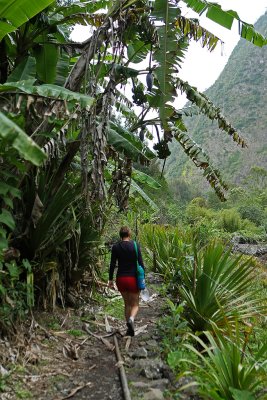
[116,276,139,293]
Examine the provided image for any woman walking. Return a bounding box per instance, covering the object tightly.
[108,226,145,336]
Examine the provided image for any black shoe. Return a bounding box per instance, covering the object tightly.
[126,319,134,336]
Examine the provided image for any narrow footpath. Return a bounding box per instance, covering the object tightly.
[0,273,197,400]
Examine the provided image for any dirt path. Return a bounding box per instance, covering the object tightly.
[0,273,175,400]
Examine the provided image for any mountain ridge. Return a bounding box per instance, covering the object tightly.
[165,11,267,194]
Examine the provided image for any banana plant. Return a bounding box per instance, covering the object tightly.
[182,0,267,47]
[1,0,266,314]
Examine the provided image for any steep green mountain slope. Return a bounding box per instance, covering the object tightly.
[165,12,267,194]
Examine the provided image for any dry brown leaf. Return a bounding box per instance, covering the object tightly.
[62,343,79,360]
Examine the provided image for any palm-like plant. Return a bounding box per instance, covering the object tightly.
[140,224,193,282]
[184,325,267,399]
[179,242,266,332]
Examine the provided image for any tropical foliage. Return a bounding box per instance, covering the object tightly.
[179,243,264,332]
[185,326,267,399]
[0,0,266,324]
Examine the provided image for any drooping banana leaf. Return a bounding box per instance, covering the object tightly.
[176,77,247,148]
[132,168,161,189]
[108,121,156,163]
[130,180,159,211]
[173,128,228,201]
[0,81,94,108]
[0,111,46,166]
[175,16,221,51]
[182,0,267,47]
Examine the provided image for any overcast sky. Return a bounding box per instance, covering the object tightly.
[71,1,267,107]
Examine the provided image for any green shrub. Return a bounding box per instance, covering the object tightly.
[0,259,34,335]
[218,209,242,232]
[158,300,187,353]
[238,204,264,226]
[185,204,215,225]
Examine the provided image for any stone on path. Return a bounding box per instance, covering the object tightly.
[131,379,169,389]
[143,388,165,400]
[131,347,148,359]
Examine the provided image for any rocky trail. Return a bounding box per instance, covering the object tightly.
[0,273,193,400]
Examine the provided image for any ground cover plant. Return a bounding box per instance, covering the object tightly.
[184,325,267,400]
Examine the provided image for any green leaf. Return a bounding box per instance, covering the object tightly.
[34,44,59,84]
[7,56,36,82]
[229,388,255,400]
[206,5,234,30]
[0,237,8,251]
[55,52,70,86]
[0,0,55,40]
[0,79,35,93]
[0,111,47,166]
[108,122,156,163]
[0,209,15,229]
[35,85,94,107]
[0,182,20,198]
[130,180,159,210]
[113,64,139,80]
[127,41,150,63]
[132,169,161,189]
[0,81,95,108]
[182,0,267,47]
[152,0,187,128]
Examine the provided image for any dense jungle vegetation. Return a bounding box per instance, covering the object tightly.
[0,0,266,399]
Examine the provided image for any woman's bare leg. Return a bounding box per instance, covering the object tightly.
[120,292,131,320]
[128,292,140,319]
[120,291,140,321]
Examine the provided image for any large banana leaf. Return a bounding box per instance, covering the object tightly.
[7,56,36,82]
[132,168,161,189]
[34,44,59,84]
[175,77,247,148]
[152,0,183,128]
[174,128,228,201]
[0,112,46,166]
[0,0,55,40]
[0,81,94,108]
[182,0,267,47]
[130,180,159,211]
[108,122,156,163]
